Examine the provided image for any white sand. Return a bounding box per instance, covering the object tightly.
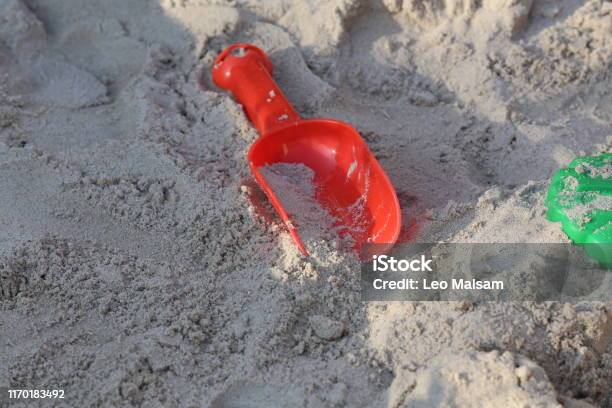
[259,164,335,238]
[0,0,611,407]
[259,163,350,257]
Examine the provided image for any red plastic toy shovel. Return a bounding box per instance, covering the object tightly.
[212,44,401,256]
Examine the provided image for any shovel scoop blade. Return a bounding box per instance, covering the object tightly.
[249,120,401,256]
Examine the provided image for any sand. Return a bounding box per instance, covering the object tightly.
[0,0,611,407]
[259,163,341,250]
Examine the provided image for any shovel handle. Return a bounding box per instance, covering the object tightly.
[212,44,300,136]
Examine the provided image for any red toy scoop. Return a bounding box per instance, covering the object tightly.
[212,44,401,256]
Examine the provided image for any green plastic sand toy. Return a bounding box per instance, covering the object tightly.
[545,153,611,268]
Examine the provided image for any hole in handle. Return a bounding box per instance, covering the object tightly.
[229,47,247,57]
